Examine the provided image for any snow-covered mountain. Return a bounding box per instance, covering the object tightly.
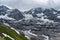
[25,8,60,22]
[0,5,60,40]
[0,5,24,21]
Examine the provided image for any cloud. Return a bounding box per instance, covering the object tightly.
[0,0,60,11]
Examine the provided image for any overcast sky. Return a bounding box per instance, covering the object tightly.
[0,0,60,11]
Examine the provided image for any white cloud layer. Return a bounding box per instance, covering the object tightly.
[0,0,60,11]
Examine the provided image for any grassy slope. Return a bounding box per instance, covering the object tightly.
[0,24,28,40]
[0,36,4,40]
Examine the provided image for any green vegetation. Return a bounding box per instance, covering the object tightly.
[4,37,12,40]
[0,36,4,40]
[0,24,28,40]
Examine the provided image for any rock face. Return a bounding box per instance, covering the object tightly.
[0,5,9,15]
[8,9,24,20]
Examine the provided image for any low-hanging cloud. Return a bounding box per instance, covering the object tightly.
[0,0,60,11]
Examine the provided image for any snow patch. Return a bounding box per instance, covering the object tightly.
[23,30,38,40]
[41,17,54,23]
[53,12,57,14]
[25,35,30,40]
[36,13,44,17]
[42,35,49,40]
[31,9,35,14]
[11,27,20,34]
[24,14,33,20]
[57,16,60,18]
[3,23,10,26]
[0,14,15,20]
[23,30,37,37]
[27,30,37,36]
[2,33,15,40]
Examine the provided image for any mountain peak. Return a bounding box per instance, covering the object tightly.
[8,9,24,20]
[0,5,9,15]
[0,5,9,10]
[11,9,20,12]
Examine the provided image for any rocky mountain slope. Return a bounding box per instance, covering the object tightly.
[0,5,60,40]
